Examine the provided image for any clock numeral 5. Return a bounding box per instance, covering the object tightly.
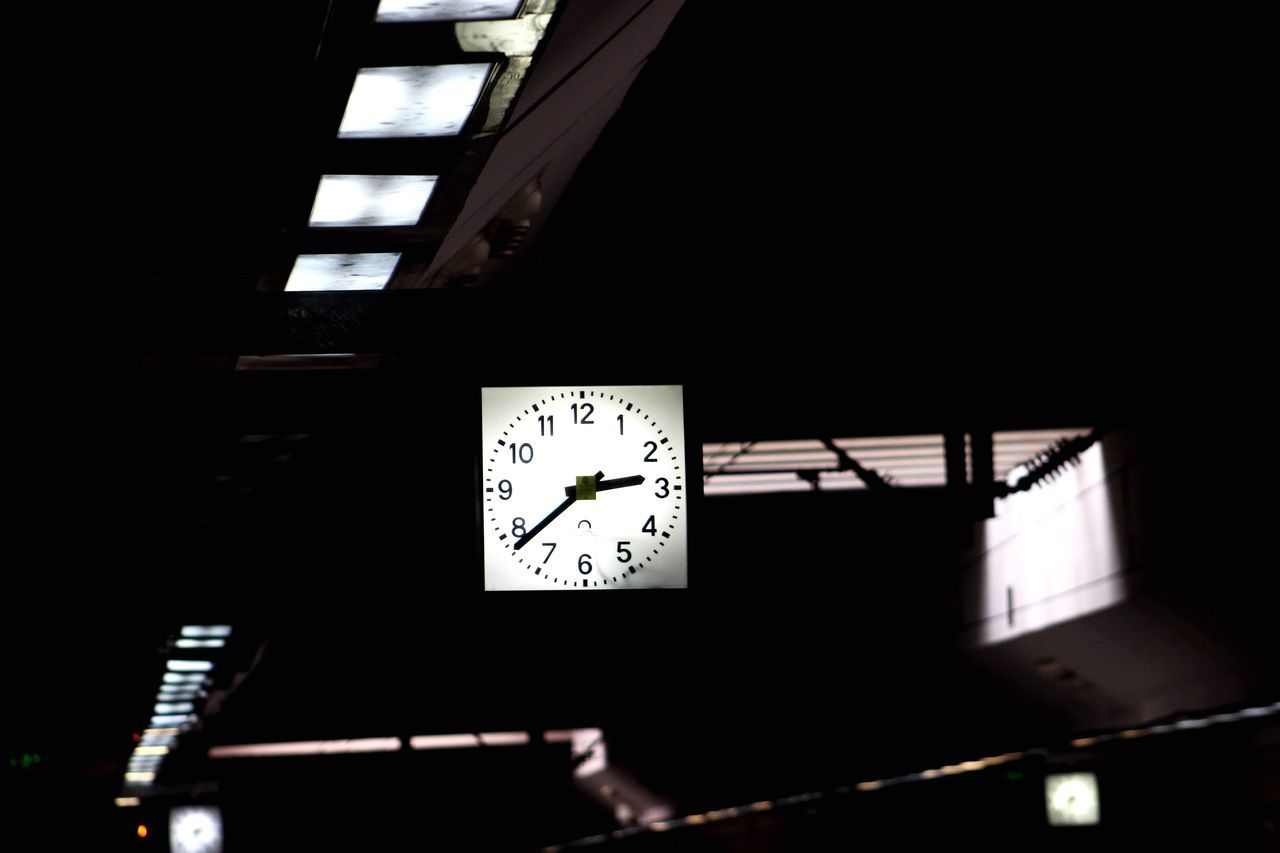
[616,542,632,563]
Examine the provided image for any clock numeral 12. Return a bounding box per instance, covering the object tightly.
[571,403,594,424]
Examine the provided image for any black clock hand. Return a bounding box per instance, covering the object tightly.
[565,474,646,496]
[515,471,605,551]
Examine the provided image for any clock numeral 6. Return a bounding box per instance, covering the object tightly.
[512,517,526,538]
[616,542,632,563]
[654,478,670,498]
[642,516,656,536]
[510,443,534,464]
[578,554,593,575]
[498,480,512,500]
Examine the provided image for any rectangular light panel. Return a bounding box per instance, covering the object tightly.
[376,0,523,22]
[208,737,402,758]
[338,64,494,138]
[166,660,214,673]
[285,253,401,291]
[176,638,225,649]
[181,626,232,638]
[309,174,438,227]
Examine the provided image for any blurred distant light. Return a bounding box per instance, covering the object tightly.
[144,727,180,736]
[166,660,214,673]
[309,175,438,227]
[136,824,148,839]
[150,714,195,726]
[115,797,141,807]
[141,735,177,747]
[133,746,169,756]
[208,737,402,758]
[856,781,882,791]
[1045,772,1100,826]
[285,253,401,291]
[170,806,223,853]
[338,64,494,138]
[409,734,480,750]
[158,688,200,700]
[478,731,529,746]
[163,673,207,685]
[124,771,156,783]
[376,0,523,22]
[154,702,195,715]
[181,626,232,638]
[176,638,225,649]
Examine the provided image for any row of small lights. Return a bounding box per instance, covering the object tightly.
[114,626,233,807]
[284,0,543,293]
[540,699,1280,851]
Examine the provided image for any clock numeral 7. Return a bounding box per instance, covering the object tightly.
[541,542,556,564]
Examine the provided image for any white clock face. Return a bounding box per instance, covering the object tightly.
[169,805,223,853]
[1044,771,1100,826]
[481,385,688,590]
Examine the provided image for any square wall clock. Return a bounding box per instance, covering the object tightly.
[480,385,689,590]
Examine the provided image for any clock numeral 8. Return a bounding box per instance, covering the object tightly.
[512,518,526,538]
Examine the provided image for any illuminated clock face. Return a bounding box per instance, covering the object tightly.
[170,805,223,853]
[1045,772,1100,826]
[480,385,688,590]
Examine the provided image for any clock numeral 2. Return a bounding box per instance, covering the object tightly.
[643,441,658,462]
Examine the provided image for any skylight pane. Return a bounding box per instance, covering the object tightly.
[285,253,401,292]
[376,0,524,23]
[338,64,493,138]
[310,175,438,227]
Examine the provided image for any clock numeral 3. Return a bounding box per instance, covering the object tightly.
[654,478,670,498]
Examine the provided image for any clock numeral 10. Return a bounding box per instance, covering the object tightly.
[510,443,534,464]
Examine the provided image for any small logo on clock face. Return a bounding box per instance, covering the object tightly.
[481,386,688,590]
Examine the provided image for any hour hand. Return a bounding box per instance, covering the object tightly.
[564,474,644,496]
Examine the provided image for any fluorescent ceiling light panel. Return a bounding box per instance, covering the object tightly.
[285,253,401,292]
[310,174,438,227]
[181,626,232,638]
[208,738,402,758]
[478,731,529,746]
[167,660,214,673]
[115,797,141,807]
[154,702,195,714]
[338,64,493,138]
[163,673,207,685]
[409,733,480,750]
[376,0,523,22]
[134,746,170,756]
[150,714,195,726]
[176,638,225,649]
[124,771,156,783]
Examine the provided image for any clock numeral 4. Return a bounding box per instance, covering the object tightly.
[642,516,657,537]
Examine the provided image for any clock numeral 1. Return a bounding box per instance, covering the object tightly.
[511,443,534,464]
[617,414,624,435]
[642,516,656,537]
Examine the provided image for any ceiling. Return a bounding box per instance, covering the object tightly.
[7,3,1269,851]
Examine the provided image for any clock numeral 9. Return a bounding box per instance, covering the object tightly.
[498,480,512,500]
[654,478,670,498]
[578,554,592,575]
[510,443,534,464]
[643,441,658,462]
[512,518,526,538]
[616,542,632,563]
[642,516,656,537]
[571,403,594,424]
